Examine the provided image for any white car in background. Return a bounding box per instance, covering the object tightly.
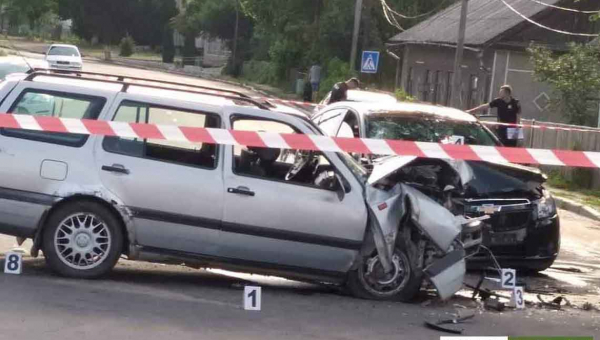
[45,44,83,70]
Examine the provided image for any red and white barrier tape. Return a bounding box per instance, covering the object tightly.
[480,120,600,133]
[1,114,599,168]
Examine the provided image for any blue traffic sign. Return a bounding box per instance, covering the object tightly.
[361,51,380,74]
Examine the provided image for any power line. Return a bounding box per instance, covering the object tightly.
[380,0,405,31]
[524,0,600,14]
[499,0,599,37]
[383,0,453,19]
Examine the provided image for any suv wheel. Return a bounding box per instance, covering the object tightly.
[42,202,123,278]
[347,246,422,302]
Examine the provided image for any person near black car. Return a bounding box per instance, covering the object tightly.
[467,85,521,147]
[328,77,360,104]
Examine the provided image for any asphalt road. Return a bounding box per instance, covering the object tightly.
[0,52,599,339]
[0,209,598,340]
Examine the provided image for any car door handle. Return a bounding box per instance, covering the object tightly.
[101,164,130,175]
[227,186,255,197]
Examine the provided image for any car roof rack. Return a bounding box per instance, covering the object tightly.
[24,68,270,110]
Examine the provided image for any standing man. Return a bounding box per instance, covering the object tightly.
[309,63,322,102]
[329,77,360,104]
[467,85,521,147]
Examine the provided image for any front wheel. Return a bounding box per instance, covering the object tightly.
[42,202,124,279]
[346,246,423,302]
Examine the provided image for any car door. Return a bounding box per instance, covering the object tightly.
[219,109,368,274]
[95,93,224,256]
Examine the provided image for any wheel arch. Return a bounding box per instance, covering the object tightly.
[32,194,132,257]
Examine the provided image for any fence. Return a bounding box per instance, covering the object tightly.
[481,115,600,188]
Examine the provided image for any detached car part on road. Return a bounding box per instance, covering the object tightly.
[0,70,482,301]
[312,100,560,272]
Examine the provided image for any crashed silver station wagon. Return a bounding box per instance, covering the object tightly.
[0,70,483,301]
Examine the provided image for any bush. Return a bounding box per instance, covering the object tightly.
[241,60,278,85]
[395,88,415,102]
[119,35,135,57]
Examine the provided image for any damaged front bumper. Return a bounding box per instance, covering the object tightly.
[365,181,484,300]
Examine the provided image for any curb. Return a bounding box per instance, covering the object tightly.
[553,195,600,222]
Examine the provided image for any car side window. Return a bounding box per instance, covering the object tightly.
[231,117,338,191]
[3,89,106,147]
[317,109,347,136]
[103,100,220,169]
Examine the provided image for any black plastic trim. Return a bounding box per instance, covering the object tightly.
[0,186,57,206]
[130,207,362,250]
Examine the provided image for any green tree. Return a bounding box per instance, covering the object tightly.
[529,43,600,126]
[6,0,56,31]
[57,0,177,45]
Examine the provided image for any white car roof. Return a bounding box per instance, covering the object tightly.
[48,44,80,49]
[346,90,397,103]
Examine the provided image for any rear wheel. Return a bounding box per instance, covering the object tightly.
[347,246,423,302]
[42,202,123,279]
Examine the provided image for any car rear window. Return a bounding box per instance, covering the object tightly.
[48,46,80,57]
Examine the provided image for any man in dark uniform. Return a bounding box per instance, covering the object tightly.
[328,78,360,104]
[467,85,521,147]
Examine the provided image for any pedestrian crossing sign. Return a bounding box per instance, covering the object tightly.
[361,51,380,74]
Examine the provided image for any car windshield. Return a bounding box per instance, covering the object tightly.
[366,113,498,146]
[48,46,80,57]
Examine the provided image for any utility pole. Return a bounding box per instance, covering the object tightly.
[451,0,469,108]
[350,0,363,72]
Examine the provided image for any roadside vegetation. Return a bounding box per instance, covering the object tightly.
[547,171,600,210]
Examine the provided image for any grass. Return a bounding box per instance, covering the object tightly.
[547,171,600,209]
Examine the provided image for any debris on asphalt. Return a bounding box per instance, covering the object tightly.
[582,302,597,311]
[551,265,584,273]
[424,311,475,334]
[484,298,506,312]
[536,294,570,310]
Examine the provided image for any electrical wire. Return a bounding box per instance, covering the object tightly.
[381,0,405,31]
[383,0,453,19]
[499,0,599,37]
[524,0,600,14]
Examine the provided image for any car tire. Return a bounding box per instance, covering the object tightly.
[42,201,123,279]
[346,245,423,302]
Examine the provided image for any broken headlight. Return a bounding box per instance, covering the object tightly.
[536,190,556,220]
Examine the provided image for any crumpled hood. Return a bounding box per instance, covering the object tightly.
[368,156,546,191]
